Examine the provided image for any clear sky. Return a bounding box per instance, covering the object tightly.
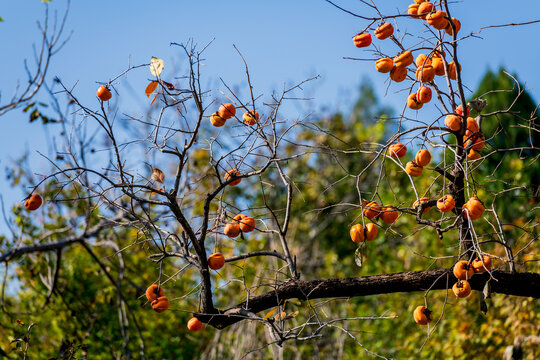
[1,0,540,235]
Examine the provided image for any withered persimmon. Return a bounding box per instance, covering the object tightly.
[388,143,407,158]
[405,161,423,177]
[363,201,381,220]
[437,195,455,212]
[210,112,226,127]
[96,85,112,101]
[218,103,236,119]
[224,169,242,186]
[453,260,474,280]
[187,317,203,332]
[208,253,226,270]
[407,93,423,110]
[415,149,432,167]
[413,306,433,325]
[390,66,407,82]
[24,194,42,211]
[452,280,472,298]
[375,58,394,73]
[224,223,240,238]
[380,205,399,224]
[151,296,170,313]
[353,33,372,48]
[145,284,164,302]
[462,197,485,220]
[416,86,432,104]
[472,255,492,273]
[243,110,259,125]
[394,51,413,68]
[233,214,256,232]
[374,22,394,39]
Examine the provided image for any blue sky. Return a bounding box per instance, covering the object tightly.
[1,0,540,235]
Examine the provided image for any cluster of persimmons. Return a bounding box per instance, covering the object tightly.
[350,0,493,326]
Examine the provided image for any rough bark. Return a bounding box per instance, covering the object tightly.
[197,269,540,329]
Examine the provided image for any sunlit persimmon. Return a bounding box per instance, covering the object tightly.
[448,61,460,80]
[416,86,432,103]
[467,149,481,160]
[394,51,413,68]
[453,260,474,280]
[445,114,461,131]
[437,195,455,212]
[416,64,435,82]
[233,214,256,232]
[431,57,445,76]
[374,22,394,40]
[408,4,420,17]
[365,223,378,241]
[413,306,433,325]
[455,104,470,117]
[353,33,372,48]
[462,197,485,220]
[426,10,448,30]
[415,54,431,68]
[243,110,259,125]
[407,93,423,110]
[452,280,472,298]
[210,112,226,127]
[208,253,226,270]
[363,201,381,220]
[415,149,431,167]
[472,256,492,273]
[224,223,240,238]
[218,103,236,119]
[466,117,479,133]
[350,224,365,243]
[390,66,407,82]
[388,143,407,158]
[417,2,434,19]
[405,161,423,177]
[375,58,394,73]
[96,85,112,101]
[445,17,461,36]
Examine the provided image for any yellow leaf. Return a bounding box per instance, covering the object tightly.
[149,57,164,77]
[145,81,158,97]
[263,308,277,321]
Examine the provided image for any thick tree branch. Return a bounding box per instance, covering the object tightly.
[196,269,540,329]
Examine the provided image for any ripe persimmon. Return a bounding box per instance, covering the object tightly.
[453,260,474,280]
[96,85,112,101]
[413,306,433,325]
[145,284,164,302]
[187,317,203,331]
[24,194,42,211]
[208,253,226,270]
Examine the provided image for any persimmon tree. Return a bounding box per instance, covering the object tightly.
[1,0,539,358]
